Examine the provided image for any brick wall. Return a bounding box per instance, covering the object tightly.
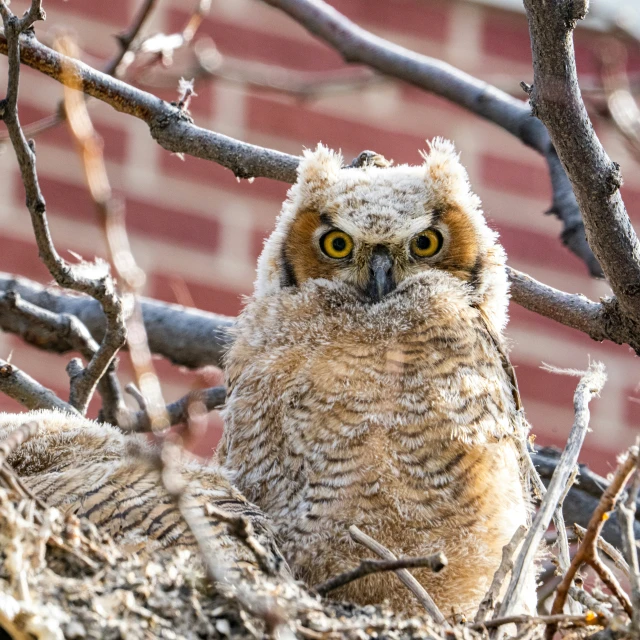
[1,0,638,472]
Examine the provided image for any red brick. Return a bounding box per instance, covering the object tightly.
[26,175,222,253]
[13,104,128,164]
[247,95,432,164]
[0,234,52,283]
[481,11,598,75]
[329,0,449,42]
[400,85,474,117]
[168,10,344,71]
[623,388,640,427]
[513,360,580,409]
[126,197,221,253]
[251,227,270,263]
[480,153,551,201]
[495,221,584,274]
[150,273,248,317]
[44,0,131,25]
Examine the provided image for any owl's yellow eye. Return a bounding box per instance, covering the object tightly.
[410,229,443,258]
[321,230,353,259]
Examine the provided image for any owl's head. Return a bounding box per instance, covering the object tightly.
[256,139,509,331]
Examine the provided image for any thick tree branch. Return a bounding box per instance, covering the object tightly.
[0,31,300,181]
[507,268,640,354]
[0,274,234,368]
[260,0,601,277]
[0,290,125,423]
[523,0,640,318]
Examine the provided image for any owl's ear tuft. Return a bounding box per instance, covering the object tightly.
[296,144,343,190]
[420,138,477,209]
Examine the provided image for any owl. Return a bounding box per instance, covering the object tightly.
[0,409,286,576]
[218,140,535,619]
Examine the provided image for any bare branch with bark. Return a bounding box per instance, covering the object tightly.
[0,358,79,414]
[523,0,640,322]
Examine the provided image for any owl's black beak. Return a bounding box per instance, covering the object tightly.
[365,247,396,302]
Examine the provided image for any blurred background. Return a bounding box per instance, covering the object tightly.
[0,0,639,473]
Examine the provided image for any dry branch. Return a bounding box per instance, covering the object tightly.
[0,290,125,423]
[548,446,639,636]
[0,31,300,181]
[0,358,79,414]
[475,525,526,623]
[314,553,447,597]
[349,524,445,624]
[615,455,640,632]
[498,362,607,619]
[523,0,640,319]
[0,274,234,369]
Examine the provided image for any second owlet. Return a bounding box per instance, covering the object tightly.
[218,140,535,618]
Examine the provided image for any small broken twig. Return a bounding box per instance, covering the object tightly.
[349,525,445,623]
[0,358,80,415]
[314,553,447,597]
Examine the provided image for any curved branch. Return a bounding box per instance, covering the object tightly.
[523,0,640,317]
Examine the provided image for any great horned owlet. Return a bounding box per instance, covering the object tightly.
[218,140,535,618]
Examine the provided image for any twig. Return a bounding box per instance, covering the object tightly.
[0,32,301,181]
[58,33,169,431]
[204,503,278,576]
[615,449,639,632]
[499,362,607,619]
[533,446,640,551]
[0,0,160,143]
[547,446,639,637]
[568,587,612,621]
[348,525,445,623]
[104,0,159,76]
[523,0,640,318]
[470,612,603,631]
[0,358,80,414]
[475,525,527,623]
[0,1,127,416]
[314,553,446,597]
[0,291,125,424]
[153,440,289,632]
[574,523,632,579]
